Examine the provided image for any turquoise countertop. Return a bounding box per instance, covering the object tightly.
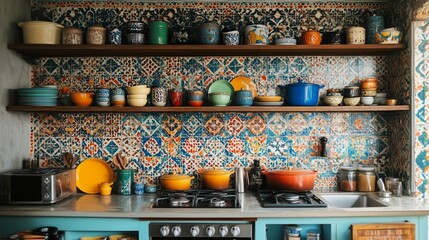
[1,192,429,218]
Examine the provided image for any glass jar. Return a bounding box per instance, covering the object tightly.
[357,167,376,192]
[339,167,357,191]
[307,229,321,240]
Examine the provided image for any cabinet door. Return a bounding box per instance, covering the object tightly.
[351,223,415,240]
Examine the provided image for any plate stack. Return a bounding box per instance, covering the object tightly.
[17,87,58,106]
[253,96,284,106]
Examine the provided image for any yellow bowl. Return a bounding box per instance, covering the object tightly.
[127,94,148,99]
[70,92,94,106]
[255,96,282,102]
[127,98,147,107]
[127,87,150,95]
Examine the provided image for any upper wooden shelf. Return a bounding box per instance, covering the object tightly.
[8,44,406,58]
[6,105,410,113]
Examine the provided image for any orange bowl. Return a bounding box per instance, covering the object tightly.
[70,92,94,106]
[188,100,203,107]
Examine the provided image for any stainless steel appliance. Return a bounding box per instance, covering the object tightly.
[149,223,252,239]
[0,168,76,204]
[153,189,240,208]
[149,189,253,239]
[258,190,327,208]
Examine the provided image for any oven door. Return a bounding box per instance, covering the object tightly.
[149,222,253,239]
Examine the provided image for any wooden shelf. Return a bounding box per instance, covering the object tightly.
[6,105,410,113]
[8,44,406,58]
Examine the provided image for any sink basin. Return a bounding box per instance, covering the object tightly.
[318,193,389,208]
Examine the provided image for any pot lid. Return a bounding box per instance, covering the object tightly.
[269,167,316,175]
[198,168,233,175]
[286,78,324,88]
[160,172,192,180]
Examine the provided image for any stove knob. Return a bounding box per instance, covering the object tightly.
[219,226,228,237]
[160,225,170,236]
[172,226,181,237]
[206,226,215,237]
[231,226,241,237]
[190,226,200,237]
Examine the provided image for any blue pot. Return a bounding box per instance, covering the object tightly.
[281,79,324,106]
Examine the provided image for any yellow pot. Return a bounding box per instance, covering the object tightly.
[198,168,234,190]
[18,21,64,44]
[160,173,195,190]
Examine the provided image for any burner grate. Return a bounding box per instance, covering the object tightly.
[258,190,327,208]
[153,189,240,208]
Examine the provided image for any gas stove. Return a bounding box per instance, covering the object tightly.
[152,189,240,208]
[258,190,327,208]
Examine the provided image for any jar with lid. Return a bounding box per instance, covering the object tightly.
[339,167,357,191]
[357,167,376,192]
[307,229,321,240]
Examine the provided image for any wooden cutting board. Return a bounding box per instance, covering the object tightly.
[351,223,415,240]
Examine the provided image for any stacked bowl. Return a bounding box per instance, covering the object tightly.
[127,85,150,107]
[17,87,58,106]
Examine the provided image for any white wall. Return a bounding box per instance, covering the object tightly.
[0,0,31,171]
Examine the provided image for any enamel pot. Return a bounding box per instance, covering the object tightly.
[197,168,234,190]
[159,172,195,190]
[280,79,324,106]
[262,167,317,191]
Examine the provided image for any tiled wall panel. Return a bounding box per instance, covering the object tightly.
[29,1,409,191]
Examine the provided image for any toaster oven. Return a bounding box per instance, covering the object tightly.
[0,168,76,204]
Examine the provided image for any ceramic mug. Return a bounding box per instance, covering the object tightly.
[244,24,268,45]
[111,87,126,106]
[86,25,106,44]
[149,20,169,45]
[109,28,122,45]
[62,28,83,44]
[169,90,183,106]
[116,169,134,195]
[95,88,110,107]
[347,26,366,44]
[198,22,220,45]
[151,87,167,106]
[133,181,144,195]
[127,32,145,44]
[222,30,240,45]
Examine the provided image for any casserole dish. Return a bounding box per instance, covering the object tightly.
[160,172,194,190]
[18,21,64,44]
[281,79,324,106]
[197,168,234,190]
[263,167,317,190]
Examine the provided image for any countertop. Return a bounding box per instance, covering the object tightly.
[1,192,429,219]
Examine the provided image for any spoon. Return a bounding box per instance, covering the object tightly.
[377,178,386,192]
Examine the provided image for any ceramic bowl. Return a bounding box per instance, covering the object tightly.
[127,94,148,99]
[59,96,72,106]
[361,96,374,106]
[127,87,150,95]
[343,97,361,106]
[275,37,297,45]
[323,95,343,106]
[375,28,402,44]
[145,184,157,193]
[209,92,231,106]
[386,98,398,105]
[70,92,94,106]
[374,97,387,105]
[187,90,205,102]
[236,96,253,106]
[375,92,387,98]
[126,21,144,32]
[127,98,147,107]
[222,30,240,45]
[361,89,377,97]
[188,100,203,107]
[343,86,360,98]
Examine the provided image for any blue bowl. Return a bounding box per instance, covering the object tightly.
[237,96,253,106]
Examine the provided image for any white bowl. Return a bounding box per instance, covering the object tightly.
[111,95,125,101]
[375,92,387,98]
[127,98,147,107]
[374,97,386,105]
[343,97,360,106]
[275,37,297,45]
[127,94,148,99]
[361,96,374,106]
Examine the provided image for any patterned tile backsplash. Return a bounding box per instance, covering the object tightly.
[29,1,409,191]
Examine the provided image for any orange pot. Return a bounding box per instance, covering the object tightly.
[263,167,317,191]
[70,92,94,106]
[159,173,194,190]
[301,29,322,45]
[197,168,234,190]
[360,78,377,90]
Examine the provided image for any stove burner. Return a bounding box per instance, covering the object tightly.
[153,190,240,208]
[210,198,226,207]
[258,190,327,208]
[170,197,190,206]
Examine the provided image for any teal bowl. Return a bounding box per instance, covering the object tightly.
[237,96,253,106]
[209,93,231,106]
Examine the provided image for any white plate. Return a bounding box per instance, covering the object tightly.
[253,101,284,106]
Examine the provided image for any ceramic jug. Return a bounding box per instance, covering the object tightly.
[301,29,322,45]
[347,26,366,44]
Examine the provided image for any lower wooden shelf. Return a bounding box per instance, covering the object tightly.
[6,105,410,113]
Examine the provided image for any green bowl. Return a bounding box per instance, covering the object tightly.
[209,93,231,106]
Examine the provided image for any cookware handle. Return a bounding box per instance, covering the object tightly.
[18,22,24,27]
[318,84,325,89]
